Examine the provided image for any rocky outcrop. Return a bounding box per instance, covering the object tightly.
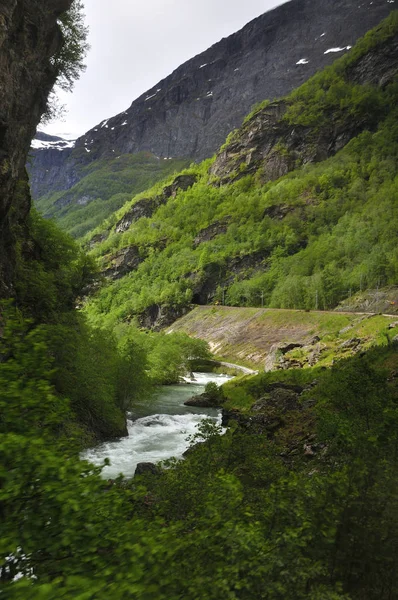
[28,0,393,201]
[138,303,192,331]
[193,218,230,248]
[264,337,327,371]
[102,246,144,280]
[134,462,161,476]
[115,197,159,234]
[114,174,197,234]
[190,250,268,305]
[184,394,219,408]
[209,32,398,184]
[222,382,304,432]
[0,0,72,296]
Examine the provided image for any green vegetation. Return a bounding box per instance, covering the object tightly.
[81,13,398,329]
[2,321,398,597]
[8,201,207,443]
[35,153,189,239]
[85,111,398,326]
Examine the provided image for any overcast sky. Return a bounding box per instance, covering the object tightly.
[44,0,288,139]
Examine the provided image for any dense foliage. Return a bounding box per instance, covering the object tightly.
[9,202,207,443]
[2,316,398,598]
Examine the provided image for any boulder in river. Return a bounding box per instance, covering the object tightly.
[184,392,220,408]
[135,462,161,476]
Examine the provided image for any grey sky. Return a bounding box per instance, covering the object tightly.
[45,0,288,139]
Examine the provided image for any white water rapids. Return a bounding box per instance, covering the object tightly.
[81,372,232,479]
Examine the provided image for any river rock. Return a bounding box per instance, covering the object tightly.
[134,462,161,476]
[184,393,219,408]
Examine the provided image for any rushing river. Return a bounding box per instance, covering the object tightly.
[81,372,232,479]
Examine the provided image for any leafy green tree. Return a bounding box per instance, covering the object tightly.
[52,0,90,92]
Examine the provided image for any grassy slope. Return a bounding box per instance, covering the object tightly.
[84,13,398,329]
[168,305,397,368]
[35,152,189,239]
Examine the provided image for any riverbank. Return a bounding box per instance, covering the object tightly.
[168,306,398,370]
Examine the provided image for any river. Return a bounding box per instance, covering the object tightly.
[81,372,232,479]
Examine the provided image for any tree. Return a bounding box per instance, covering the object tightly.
[43,0,90,122]
[53,0,90,92]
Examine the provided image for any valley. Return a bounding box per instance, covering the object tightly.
[1,1,398,598]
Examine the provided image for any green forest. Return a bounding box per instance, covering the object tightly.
[1,6,398,599]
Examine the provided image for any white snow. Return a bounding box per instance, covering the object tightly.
[207,91,213,97]
[121,121,128,126]
[200,63,208,68]
[111,127,115,130]
[85,148,91,153]
[100,119,109,129]
[30,138,75,151]
[320,32,326,37]
[296,58,309,65]
[324,46,352,54]
[157,88,162,92]
[234,68,240,72]
[145,92,158,101]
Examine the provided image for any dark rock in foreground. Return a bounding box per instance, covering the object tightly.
[135,462,161,476]
[184,393,220,408]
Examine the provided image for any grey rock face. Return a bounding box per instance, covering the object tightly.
[102,246,143,280]
[28,0,394,200]
[209,32,398,183]
[0,0,72,296]
[134,462,160,476]
[193,218,231,248]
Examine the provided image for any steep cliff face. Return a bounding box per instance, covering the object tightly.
[209,31,398,183]
[28,0,393,201]
[0,0,71,296]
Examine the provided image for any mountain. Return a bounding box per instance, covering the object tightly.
[28,0,394,220]
[83,12,398,330]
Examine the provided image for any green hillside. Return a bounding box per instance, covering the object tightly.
[35,152,189,238]
[83,13,398,329]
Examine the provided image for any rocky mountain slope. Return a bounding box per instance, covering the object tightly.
[28,0,393,204]
[83,13,398,330]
